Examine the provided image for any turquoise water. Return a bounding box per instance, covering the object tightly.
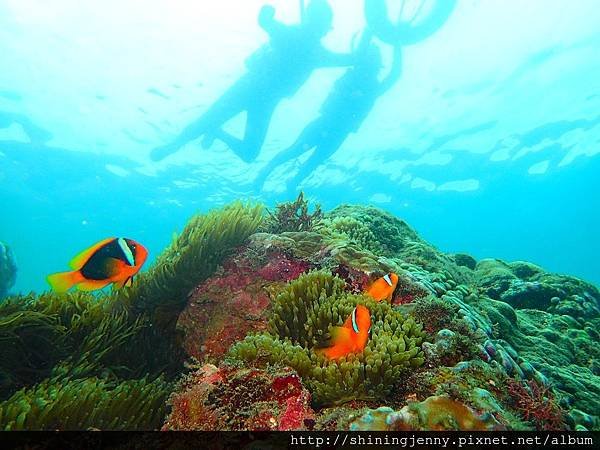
[0,0,599,295]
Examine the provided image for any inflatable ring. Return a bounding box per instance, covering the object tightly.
[364,0,456,46]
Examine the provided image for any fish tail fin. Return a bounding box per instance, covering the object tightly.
[46,270,82,293]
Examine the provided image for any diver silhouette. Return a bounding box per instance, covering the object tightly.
[254,0,457,192]
[253,34,401,192]
[150,0,354,163]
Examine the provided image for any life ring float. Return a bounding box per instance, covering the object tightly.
[364,0,456,46]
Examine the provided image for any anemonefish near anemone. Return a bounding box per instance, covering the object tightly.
[317,305,371,360]
[47,237,148,293]
[365,272,398,302]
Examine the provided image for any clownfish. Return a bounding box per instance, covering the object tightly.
[47,237,148,293]
[317,305,371,360]
[365,273,398,302]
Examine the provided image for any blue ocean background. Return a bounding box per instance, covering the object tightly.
[0,0,598,295]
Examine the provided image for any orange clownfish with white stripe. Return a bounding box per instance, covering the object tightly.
[317,305,371,360]
[365,273,398,302]
[47,237,148,293]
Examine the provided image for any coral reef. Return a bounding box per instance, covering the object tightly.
[163,364,314,431]
[350,396,505,431]
[475,296,599,427]
[323,205,419,256]
[320,216,384,254]
[228,271,426,406]
[1,200,598,431]
[0,241,17,298]
[475,259,600,315]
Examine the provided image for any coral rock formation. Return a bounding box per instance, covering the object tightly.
[163,364,315,431]
[1,199,598,431]
[0,241,17,299]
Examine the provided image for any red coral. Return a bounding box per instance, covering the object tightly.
[270,373,304,401]
[269,372,314,430]
[333,265,370,294]
[163,365,315,431]
[507,379,564,430]
[179,244,312,362]
[178,248,279,362]
[257,251,311,282]
[279,389,314,430]
[392,275,429,306]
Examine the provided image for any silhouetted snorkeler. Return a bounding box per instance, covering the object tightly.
[253,34,401,192]
[151,0,354,163]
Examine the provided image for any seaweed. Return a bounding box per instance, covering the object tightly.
[263,192,323,234]
[0,376,170,430]
[0,306,66,399]
[0,291,109,399]
[506,379,564,430]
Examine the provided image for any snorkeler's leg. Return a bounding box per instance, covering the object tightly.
[150,80,249,161]
[210,128,243,152]
[151,115,214,161]
[285,132,346,191]
[224,102,279,164]
[253,122,322,190]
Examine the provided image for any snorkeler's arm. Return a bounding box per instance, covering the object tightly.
[319,29,375,68]
[379,46,402,93]
[258,5,288,40]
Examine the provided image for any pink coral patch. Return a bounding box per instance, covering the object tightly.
[163,365,315,431]
[178,246,312,362]
[279,389,315,430]
[257,252,311,282]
